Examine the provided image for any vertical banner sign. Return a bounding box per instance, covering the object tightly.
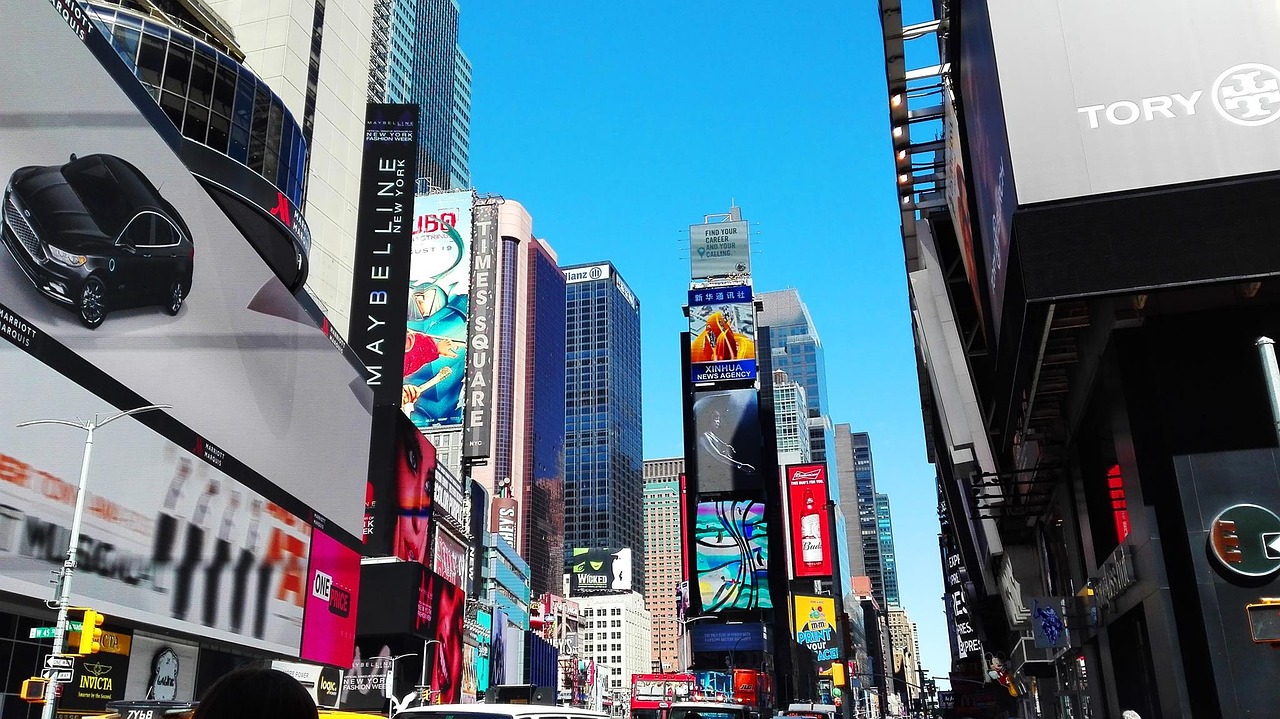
[490,496,518,549]
[463,202,499,459]
[349,104,418,406]
[786,463,833,578]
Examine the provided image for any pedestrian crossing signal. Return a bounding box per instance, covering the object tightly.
[20,677,47,702]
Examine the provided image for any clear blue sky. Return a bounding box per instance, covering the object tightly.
[460,0,950,681]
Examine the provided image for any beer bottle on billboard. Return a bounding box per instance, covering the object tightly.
[801,491,823,565]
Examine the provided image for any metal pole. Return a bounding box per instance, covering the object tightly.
[1258,337,1280,445]
[826,500,853,719]
[39,425,94,719]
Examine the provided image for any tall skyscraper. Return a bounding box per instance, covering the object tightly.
[643,458,685,672]
[466,202,566,599]
[834,428,886,609]
[367,0,471,192]
[887,607,921,708]
[563,262,644,595]
[772,369,812,467]
[208,0,377,338]
[876,493,900,608]
[757,289,832,461]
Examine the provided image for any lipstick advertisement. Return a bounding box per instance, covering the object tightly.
[786,463,833,578]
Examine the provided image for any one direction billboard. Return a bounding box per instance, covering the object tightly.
[689,221,751,281]
[404,191,473,429]
[0,2,371,538]
[786,463,833,578]
[979,0,1280,205]
[689,285,757,384]
[567,547,633,596]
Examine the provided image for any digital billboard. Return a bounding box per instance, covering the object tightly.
[691,389,763,493]
[793,595,840,672]
[350,104,417,408]
[363,413,436,563]
[694,500,771,612]
[567,547,634,595]
[404,191,473,429]
[786,463,833,578]
[689,221,751,281]
[0,3,372,537]
[433,526,469,590]
[0,341,324,657]
[301,525,361,667]
[689,285,757,384]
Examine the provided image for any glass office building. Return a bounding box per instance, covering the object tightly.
[757,289,833,462]
[87,2,306,206]
[563,263,644,594]
[875,493,900,607]
[368,0,470,191]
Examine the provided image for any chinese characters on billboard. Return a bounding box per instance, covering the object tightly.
[786,463,833,578]
[692,389,763,493]
[404,191,473,428]
[689,286,757,384]
[695,500,771,612]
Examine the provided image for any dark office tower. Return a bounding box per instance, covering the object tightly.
[525,240,568,597]
[757,290,832,462]
[563,263,645,595]
[834,427,886,608]
[876,493,900,608]
[367,0,471,191]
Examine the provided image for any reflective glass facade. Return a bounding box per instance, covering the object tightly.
[87,3,307,206]
[563,265,644,594]
[875,493,900,607]
[524,242,567,597]
[853,432,886,608]
[758,289,832,461]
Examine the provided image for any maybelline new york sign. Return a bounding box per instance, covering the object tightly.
[984,0,1280,204]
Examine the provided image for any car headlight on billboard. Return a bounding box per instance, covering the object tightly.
[46,244,86,267]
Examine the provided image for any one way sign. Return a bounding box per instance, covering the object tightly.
[1264,532,1280,560]
[43,655,73,670]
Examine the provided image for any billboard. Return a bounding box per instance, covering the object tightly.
[567,547,634,595]
[433,526,469,589]
[691,389,763,493]
[363,413,436,563]
[462,202,499,459]
[60,628,133,712]
[793,595,840,672]
[491,495,519,550]
[689,221,750,280]
[0,342,334,657]
[404,191,473,428]
[981,0,1280,206]
[123,633,200,702]
[689,286,757,384]
[0,3,372,537]
[694,500,772,612]
[301,525,361,667]
[689,622,768,652]
[786,463,833,578]
[350,104,417,408]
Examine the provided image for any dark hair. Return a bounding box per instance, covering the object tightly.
[193,667,318,719]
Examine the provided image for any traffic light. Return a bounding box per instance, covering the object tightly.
[75,608,105,655]
[20,677,48,703]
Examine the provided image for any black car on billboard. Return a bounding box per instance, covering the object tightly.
[2,153,194,328]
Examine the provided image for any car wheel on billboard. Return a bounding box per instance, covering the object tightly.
[79,275,107,328]
[166,279,185,316]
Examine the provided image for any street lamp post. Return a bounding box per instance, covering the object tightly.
[20,404,171,719]
[387,653,419,718]
[419,638,442,703]
[677,615,716,671]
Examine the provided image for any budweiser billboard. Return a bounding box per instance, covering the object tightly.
[786,463,833,578]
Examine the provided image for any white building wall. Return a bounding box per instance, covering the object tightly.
[207,0,374,339]
[576,593,653,695]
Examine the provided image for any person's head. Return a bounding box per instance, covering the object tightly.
[193,667,318,719]
[1121,712,1142,719]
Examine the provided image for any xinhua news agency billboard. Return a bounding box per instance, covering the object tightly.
[689,285,757,384]
[977,0,1280,205]
[786,463,833,578]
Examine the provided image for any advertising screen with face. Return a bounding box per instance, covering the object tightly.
[691,389,763,493]
[694,500,772,612]
[0,3,371,537]
[0,342,326,655]
[567,547,634,595]
[689,286,757,384]
[404,191,473,428]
